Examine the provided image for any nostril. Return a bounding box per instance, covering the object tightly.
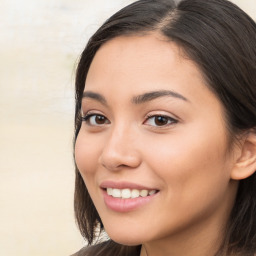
[98,142,141,171]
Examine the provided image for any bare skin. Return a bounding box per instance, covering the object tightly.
[75,34,256,256]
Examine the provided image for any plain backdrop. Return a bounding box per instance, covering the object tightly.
[0,0,255,255]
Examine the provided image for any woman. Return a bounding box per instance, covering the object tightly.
[73,0,256,255]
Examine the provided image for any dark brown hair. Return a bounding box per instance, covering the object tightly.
[74,0,256,255]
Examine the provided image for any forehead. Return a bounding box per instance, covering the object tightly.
[86,34,205,90]
[88,34,186,72]
[85,34,213,104]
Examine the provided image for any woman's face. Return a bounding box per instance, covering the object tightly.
[75,34,238,247]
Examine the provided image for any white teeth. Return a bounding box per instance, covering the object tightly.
[106,188,157,199]
[112,188,121,198]
[149,190,156,195]
[140,190,148,197]
[131,189,140,198]
[107,188,113,196]
[122,189,131,199]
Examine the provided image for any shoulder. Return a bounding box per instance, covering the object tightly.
[70,240,141,256]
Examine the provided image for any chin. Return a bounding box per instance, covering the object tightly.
[105,229,145,246]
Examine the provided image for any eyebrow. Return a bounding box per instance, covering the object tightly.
[132,90,188,104]
[82,89,188,105]
[82,91,108,105]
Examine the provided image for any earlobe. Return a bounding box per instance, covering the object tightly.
[231,132,256,180]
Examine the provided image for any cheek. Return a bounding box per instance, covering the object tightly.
[74,130,101,177]
[143,125,231,197]
[140,131,233,232]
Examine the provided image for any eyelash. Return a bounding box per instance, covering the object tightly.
[82,113,110,126]
[81,112,178,127]
[144,114,178,127]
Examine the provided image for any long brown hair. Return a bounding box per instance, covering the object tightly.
[74,0,256,255]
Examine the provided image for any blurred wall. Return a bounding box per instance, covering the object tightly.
[0,0,255,255]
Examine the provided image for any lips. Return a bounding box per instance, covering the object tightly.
[100,181,159,212]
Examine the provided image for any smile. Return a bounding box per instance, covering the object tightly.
[101,186,159,212]
[106,188,157,199]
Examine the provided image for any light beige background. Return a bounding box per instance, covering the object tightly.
[0,0,255,255]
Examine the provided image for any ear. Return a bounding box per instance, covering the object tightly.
[231,132,256,180]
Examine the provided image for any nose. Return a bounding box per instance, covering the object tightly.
[99,125,141,171]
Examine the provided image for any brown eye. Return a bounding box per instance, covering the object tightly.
[144,115,177,127]
[95,115,107,124]
[154,116,169,126]
[82,114,110,126]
